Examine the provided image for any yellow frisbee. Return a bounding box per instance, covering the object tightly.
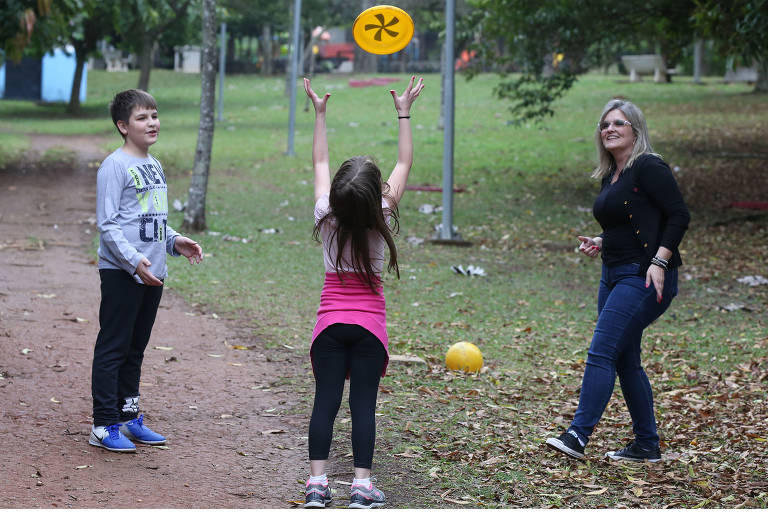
[353,5,414,55]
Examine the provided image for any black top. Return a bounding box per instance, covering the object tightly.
[593,173,646,266]
[593,154,690,273]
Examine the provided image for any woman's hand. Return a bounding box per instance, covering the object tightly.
[303,78,330,114]
[390,76,424,116]
[646,264,665,303]
[577,235,602,258]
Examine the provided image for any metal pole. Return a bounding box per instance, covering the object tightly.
[438,0,457,241]
[217,22,226,122]
[693,39,703,84]
[286,0,302,156]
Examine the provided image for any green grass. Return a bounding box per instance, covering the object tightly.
[2,69,767,507]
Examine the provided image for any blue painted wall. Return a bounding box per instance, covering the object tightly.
[41,47,87,102]
[0,46,86,102]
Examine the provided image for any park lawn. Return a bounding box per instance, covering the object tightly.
[2,69,767,507]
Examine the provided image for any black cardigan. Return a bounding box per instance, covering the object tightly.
[598,154,690,274]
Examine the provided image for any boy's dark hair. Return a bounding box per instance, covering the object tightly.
[109,89,158,137]
[313,156,400,292]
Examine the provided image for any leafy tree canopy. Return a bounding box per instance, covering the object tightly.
[462,0,705,123]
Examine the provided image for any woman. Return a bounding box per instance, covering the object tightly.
[546,99,690,462]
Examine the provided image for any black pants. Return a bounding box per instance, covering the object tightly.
[91,269,163,426]
[308,323,387,469]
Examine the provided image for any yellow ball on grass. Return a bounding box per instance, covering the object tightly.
[445,342,483,372]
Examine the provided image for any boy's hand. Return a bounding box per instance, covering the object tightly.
[303,78,330,114]
[174,236,203,264]
[390,76,425,116]
[135,258,163,286]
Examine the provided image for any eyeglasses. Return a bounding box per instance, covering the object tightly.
[598,119,632,131]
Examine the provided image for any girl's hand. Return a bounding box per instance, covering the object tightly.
[646,264,665,303]
[577,235,601,258]
[304,78,330,114]
[390,76,424,116]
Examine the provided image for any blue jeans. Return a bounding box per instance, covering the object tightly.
[570,263,677,449]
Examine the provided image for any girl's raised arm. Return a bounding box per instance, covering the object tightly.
[304,78,331,201]
[386,76,425,206]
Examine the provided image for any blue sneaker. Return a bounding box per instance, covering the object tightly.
[89,424,136,452]
[119,414,166,445]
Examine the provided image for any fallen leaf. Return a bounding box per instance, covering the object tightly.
[21,348,32,355]
[585,488,608,495]
[261,429,285,435]
[230,345,249,350]
[154,346,174,351]
[207,354,223,358]
[50,397,61,404]
[36,293,56,299]
[74,465,91,470]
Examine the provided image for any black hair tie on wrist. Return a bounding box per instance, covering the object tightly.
[398,115,410,119]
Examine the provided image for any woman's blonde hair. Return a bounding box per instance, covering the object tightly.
[592,99,659,179]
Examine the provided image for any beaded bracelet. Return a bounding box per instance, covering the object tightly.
[650,256,669,270]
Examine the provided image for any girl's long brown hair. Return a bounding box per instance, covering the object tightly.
[313,156,400,292]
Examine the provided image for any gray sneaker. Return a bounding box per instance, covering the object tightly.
[304,482,332,508]
[349,482,385,509]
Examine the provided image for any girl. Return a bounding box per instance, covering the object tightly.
[302,76,424,509]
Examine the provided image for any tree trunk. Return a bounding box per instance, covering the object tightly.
[755,60,768,93]
[261,25,272,75]
[66,50,86,114]
[182,0,217,232]
[137,31,153,91]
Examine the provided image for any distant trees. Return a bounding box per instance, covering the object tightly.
[463,0,766,122]
[116,0,196,91]
[694,0,768,92]
[59,1,118,113]
[463,0,700,123]
[1,0,54,62]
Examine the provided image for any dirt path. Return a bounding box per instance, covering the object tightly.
[0,136,307,508]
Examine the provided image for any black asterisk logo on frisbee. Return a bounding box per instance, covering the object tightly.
[365,14,399,41]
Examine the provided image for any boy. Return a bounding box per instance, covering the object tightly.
[90,89,203,452]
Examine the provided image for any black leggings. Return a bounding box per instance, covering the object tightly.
[308,323,387,469]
